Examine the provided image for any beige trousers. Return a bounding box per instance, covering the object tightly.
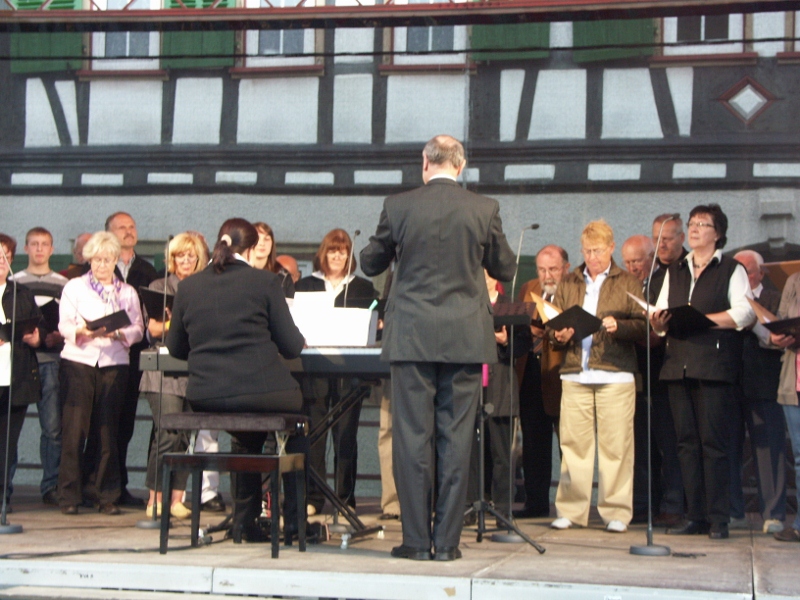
[555,380,635,526]
[379,385,401,515]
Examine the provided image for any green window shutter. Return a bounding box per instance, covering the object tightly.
[471,23,549,61]
[10,0,83,74]
[573,19,655,63]
[161,0,234,69]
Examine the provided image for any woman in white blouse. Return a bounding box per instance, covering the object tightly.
[58,231,143,516]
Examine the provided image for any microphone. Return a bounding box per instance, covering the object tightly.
[343,229,361,309]
[510,224,538,301]
[0,242,21,532]
[160,235,174,345]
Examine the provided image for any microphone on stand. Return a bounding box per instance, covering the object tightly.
[510,224,539,301]
[630,213,676,557]
[0,243,22,534]
[342,229,361,309]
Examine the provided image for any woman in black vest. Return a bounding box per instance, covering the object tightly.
[651,204,755,539]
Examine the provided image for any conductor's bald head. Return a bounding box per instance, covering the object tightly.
[422,135,466,183]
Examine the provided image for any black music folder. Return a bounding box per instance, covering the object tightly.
[763,317,800,338]
[21,281,64,300]
[86,310,131,332]
[139,287,174,322]
[545,305,603,340]
[0,316,42,342]
[667,305,716,336]
[493,302,538,327]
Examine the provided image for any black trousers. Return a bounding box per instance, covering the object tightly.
[58,360,128,507]
[467,415,512,517]
[668,378,732,525]
[0,389,28,501]
[518,354,558,514]
[391,361,481,550]
[189,387,305,529]
[117,347,143,490]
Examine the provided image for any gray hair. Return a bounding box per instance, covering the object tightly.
[734,249,764,270]
[83,231,121,262]
[423,135,465,169]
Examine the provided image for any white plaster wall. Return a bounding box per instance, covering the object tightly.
[24,78,60,148]
[529,69,586,140]
[602,69,663,139]
[666,67,694,137]
[88,80,162,145]
[237,78,319,144]
[385,75,467,143]
[499,69,525,142]
[752,11,785,57]
[334,0,375,65]
[172,78,223,145]
[54,81,79,146]
[333,74,373,144]
[4,190,797,266]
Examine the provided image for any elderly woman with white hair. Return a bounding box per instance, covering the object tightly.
[57,231,143,516]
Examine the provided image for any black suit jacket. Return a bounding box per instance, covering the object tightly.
[167,261,305,402]
[360,177,516,363]
[2,283,41,406]
[741,288,782,401]
[294,274,377,307]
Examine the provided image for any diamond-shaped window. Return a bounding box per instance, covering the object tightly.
[719,77,775,125]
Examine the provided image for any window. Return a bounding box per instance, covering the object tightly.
[10,0,83,74]
[662,15,744,56]
[390,0,467,66]
[243,0,318,69]
[91,0,161,71]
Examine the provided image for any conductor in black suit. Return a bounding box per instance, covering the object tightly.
[360,135,516,561]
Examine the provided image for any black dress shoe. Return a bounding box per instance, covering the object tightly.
[61,505,78,515]
[226,525,269,544]
[434,546,462,561]
[118,489,145,507]
[513,506,550,519]
[98,503,121,515]
[379,512,400,521]
[201,494,226,512]
[709,523,729,539]
[42,490,59,506]
[391,544,432,560]
[666,520,710,535]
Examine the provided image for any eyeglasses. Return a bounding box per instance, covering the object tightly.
[90,257,115,266]
[582,247,610,257]
[687,221,715,230]
[175,253,198,263]
[624,258,646,267]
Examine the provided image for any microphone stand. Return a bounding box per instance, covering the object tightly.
[630,217,673,557]
[0,244,22,534]
[137,236,173,530]
[331,228,360,534]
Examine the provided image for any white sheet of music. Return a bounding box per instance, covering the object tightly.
[291,293,377,347]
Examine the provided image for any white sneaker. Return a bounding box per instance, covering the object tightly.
[606,520,627,533]
[551,517,572,530]
[763,519,783,534]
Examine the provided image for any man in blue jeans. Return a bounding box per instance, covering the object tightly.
[12,227,68,505]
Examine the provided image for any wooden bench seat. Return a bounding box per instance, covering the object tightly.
[157,412,308,559]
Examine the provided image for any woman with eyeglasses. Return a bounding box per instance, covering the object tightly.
[139,232,208,520]
[57,231,144,516]
[548,220,646,534]
[295,228,378,516]
[651,204,755,540]
[252,222,295,298]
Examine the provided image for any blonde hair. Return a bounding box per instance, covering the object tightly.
[167,232,209,275]
[581,220,614,249]
[83,231,121,262]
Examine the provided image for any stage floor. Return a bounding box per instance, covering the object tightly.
[0,487,798,600]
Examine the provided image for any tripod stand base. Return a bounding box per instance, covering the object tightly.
[136,518,162,529]
[0,523,23,534]
[491,531,525,543]
[630,543,670,556]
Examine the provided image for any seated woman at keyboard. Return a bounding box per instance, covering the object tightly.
[295,228,378,516]
[167,218,306,543]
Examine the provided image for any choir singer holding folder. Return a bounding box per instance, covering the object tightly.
[548,220,646,534]
[650,204,754,540]
[57,231,144,515]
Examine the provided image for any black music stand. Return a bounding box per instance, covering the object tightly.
[464,302,544,553]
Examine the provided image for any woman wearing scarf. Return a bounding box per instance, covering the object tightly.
[57,231,143,516]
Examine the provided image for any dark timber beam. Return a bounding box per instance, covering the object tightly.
[1,0,799,33]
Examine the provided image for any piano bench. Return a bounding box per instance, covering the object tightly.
[158,412,308,559]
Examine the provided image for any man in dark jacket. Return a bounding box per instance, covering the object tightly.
[360,135,516,561]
